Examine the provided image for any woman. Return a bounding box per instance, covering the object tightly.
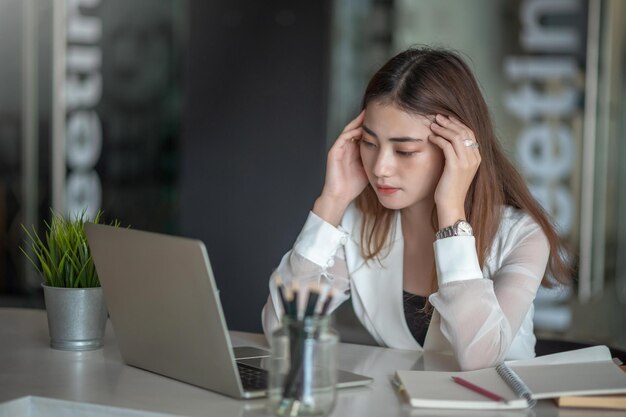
[261,47,571,371]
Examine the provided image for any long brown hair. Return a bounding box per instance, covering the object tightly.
[355,47,572,287]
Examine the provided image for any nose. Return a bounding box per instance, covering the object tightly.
[372,148,394,179]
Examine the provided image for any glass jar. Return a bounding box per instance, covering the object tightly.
[267,316,338,417]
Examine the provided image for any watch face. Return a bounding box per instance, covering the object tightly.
[456,221,473,236]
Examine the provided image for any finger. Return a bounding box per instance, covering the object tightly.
[342,111,365,133]
[332,127,362,151]
[434,115,482,166]
[434,114,464,134]
[430,123,468,164]
[431,116,470,144]
[430,122,458,141]
[429,134,459,163]
[341,127,362,143]
[447,115,469,130]
[433,116,478,160]
[448,118,480,158]
[455,134,481,168]
[433,116,475,144]
[444,115,479,149]
[452,121,480,159]
[435,114,477,144]
[431,134,482,180]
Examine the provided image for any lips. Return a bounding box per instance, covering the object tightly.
[376,185,399,195]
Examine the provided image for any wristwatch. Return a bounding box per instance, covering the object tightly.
[436,219,473,240]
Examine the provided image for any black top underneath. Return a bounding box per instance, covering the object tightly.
[402,291,432,346]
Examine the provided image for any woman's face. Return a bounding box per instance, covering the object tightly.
[360,102,444,210]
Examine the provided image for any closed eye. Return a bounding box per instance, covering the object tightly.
[397,150,417,157]
[360,140,377,148]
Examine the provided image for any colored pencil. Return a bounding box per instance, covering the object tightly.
[451,376,507,403]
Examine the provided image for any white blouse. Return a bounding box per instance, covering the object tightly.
[262,204,551,370]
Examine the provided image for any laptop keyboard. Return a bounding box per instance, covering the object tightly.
[237,362,268,390]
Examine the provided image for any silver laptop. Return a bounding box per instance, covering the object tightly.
[85,224,372,399]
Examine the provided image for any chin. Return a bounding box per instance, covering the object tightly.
[376,192,433,211]
[376,197,409,210]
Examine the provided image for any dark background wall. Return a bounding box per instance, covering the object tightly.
[181,0,331,332]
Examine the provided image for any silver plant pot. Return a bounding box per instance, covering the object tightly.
[42,284,108,351]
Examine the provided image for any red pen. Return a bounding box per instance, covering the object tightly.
[451,376,507,403]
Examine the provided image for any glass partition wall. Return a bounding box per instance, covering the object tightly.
[2,0,624,347]
[569,0,626,349]
[0,0,185,304]
[328,0,626,349]
[0,0,53,303]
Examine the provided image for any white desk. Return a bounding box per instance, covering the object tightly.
[0,308,619,417]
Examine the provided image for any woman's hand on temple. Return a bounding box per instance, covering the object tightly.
[314,111,369,226]
[429,114,481,228]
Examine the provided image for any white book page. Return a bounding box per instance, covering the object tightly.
[509,360,626,399]
[394,346,619,410]
[506,345,611,367]
[395,370,528,410]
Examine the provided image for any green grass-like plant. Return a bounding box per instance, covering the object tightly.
[20,210,119,288]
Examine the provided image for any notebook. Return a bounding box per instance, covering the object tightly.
[555,365,626,410]
[393,346,626,410]
[556,393,626,410]
[85,223,372,400]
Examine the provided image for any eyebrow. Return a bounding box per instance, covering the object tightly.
[361,124,424,143]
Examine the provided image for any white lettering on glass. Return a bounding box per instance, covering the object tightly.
[65,0,102,219]
[505,0,582,235]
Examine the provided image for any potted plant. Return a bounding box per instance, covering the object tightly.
[21,210,119,351]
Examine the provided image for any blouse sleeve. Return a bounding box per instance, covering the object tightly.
[261,211,352,341]
[428,219,550,371]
